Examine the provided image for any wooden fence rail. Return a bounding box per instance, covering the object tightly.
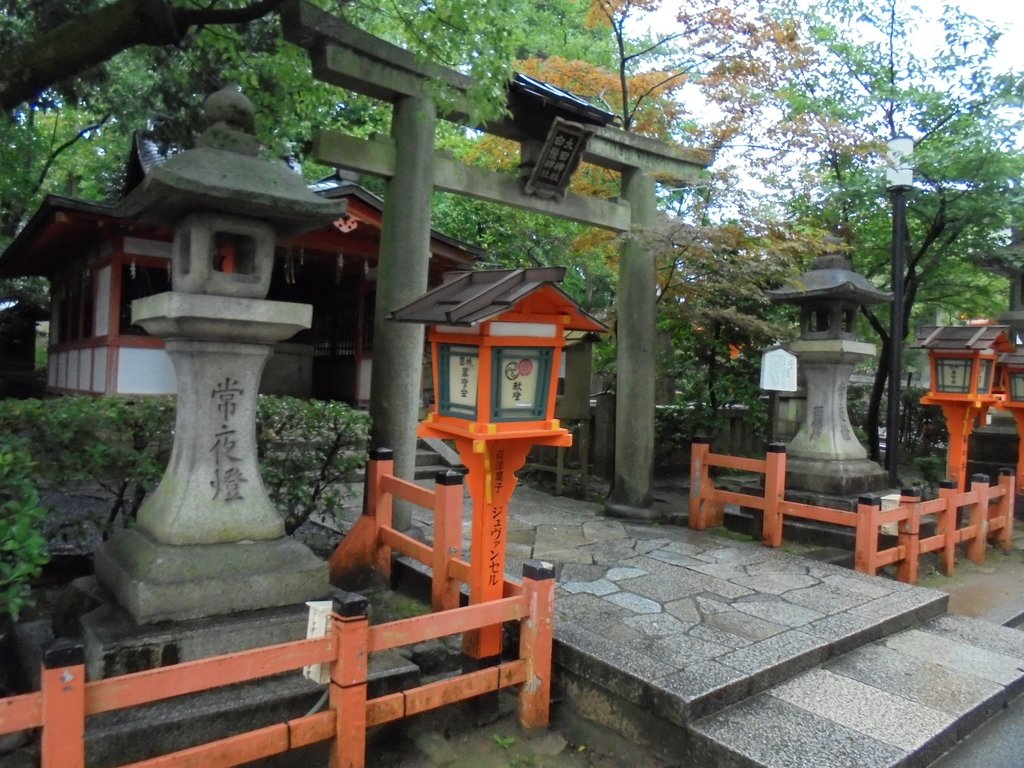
[689,438,1015,584]
[0,448,555,768]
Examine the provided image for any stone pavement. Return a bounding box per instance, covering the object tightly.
[380,478,1024,767]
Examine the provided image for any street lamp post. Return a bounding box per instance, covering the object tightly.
[886,136,914,488]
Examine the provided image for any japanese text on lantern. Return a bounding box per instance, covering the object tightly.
[210,376,247,501]
[488,448,506,586]
[488,504,503,586]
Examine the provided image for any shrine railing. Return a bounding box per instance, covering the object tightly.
[689,438,1015,584]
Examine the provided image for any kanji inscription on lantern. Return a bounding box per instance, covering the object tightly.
[443,345,479,417]
[211,376,247,501]
[500,355,539,408]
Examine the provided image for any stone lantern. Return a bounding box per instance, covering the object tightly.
[93,88,346,625]
[768,250,891,496]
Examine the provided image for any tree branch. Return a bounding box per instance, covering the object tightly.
[1,0,287,112]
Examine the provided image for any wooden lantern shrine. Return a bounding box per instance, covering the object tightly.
[995,351,1024,499]
[391,267,606,658]
[913,325,1012,490]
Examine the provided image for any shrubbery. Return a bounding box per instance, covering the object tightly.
[0,438,49,621]
[256,396,370,533]
[0,395,370,537]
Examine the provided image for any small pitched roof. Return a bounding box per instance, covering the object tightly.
[389,267,607,332]
[913,325,1013,352]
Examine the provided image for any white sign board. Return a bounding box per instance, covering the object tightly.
[760,347,798,392]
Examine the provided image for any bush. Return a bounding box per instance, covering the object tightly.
[0,395,370,537]
[0,397,175,532]
[0,439,49,621]
[256,396,370,533]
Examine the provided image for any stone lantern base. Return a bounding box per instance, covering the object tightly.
[784,456,890,497]
[94,529,328,624]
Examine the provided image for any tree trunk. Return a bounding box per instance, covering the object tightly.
[865,337,889,462]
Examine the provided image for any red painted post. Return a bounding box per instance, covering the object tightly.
[996,468,1015,553]
[937,480,958,576]
[762,443,787,548]
[432,470,465,612]
[689,438,711,530]
[329,592,370,768]
[854,495,881,575]
[966,474,990,564]
[40,639,86,768]
[896,487,922,584]
[518,560,555,730]
[367,448,395,579]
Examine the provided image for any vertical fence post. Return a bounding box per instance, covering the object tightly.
[854,495,881,576]
[896,486,922,584]
[433,469,464,612]
[519,560,556,730]
[967,474,990,564]
[689,437,711,530]
[40,638,85,768]
[329,591,370,768]
[762,443,787,548]
[996,468,1015,553]
[367,448,395,579]
[937,480,958,576]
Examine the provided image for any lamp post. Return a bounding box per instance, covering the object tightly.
[391,268,607,660]
[885,136,914,487]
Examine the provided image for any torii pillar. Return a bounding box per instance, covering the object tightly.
[370,96,437,522]
[606,169,658,517]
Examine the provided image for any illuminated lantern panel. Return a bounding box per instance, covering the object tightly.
[439,344,480,419]
[934,357,973,394]
[492,347,552,421]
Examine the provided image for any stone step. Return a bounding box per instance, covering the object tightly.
[557,565,946,745]
[688,614,1024,767]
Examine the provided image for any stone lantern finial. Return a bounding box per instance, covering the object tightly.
[196,86,261,156]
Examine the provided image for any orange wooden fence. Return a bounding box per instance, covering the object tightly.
[689,438,1015,584]
[0,449,555,768]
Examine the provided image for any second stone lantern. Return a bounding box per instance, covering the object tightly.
[768,250,892,497]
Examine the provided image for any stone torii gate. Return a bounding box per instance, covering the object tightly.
[280,0,710,522]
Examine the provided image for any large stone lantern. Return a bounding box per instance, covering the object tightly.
[94,88,346,624]
[768,251,891,496]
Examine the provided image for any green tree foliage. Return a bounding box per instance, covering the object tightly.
[755,0,1024,456]
[0,0,526,244]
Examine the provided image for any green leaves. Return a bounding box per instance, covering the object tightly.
[256,395,370,534]
[0,438,49,622]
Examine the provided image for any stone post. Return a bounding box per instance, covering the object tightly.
[606,168,657,519]
[370,95,437,530]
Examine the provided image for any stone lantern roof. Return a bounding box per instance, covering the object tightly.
[768,253,891,307]
[116,87,346,236]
